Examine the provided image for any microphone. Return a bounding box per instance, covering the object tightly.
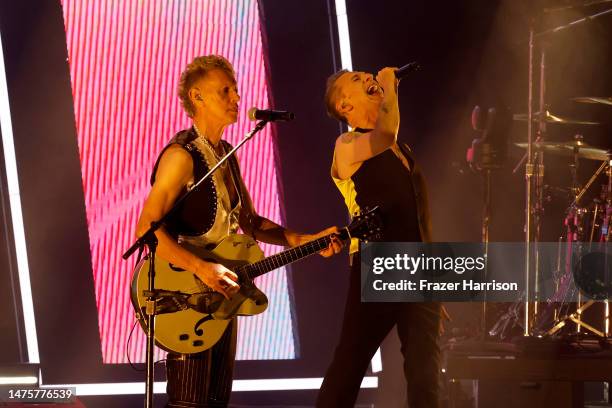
[471,105,482,130]
[394,61,421,80]
[248,107,295,122]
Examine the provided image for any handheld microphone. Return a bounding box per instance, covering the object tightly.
[394,61,421,80]
[248,107,295,122]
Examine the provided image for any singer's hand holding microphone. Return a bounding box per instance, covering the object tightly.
[376,67,400,94]
[375,61,421,93]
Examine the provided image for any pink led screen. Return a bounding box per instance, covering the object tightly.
[61,0,296,363]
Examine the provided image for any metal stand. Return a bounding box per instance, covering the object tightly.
[481,169,491,338]
[142,231,157,408]
[524,23,535,336]
[604,197,610,336]
[546,156,612,337]
[122,120,269,408]
[533,40,548,323]
[466,105,511,338]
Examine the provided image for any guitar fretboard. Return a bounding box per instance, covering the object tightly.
[236,231,346,280]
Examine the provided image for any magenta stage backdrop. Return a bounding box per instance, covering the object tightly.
[61,0,296,364]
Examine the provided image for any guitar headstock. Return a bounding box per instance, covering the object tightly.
[347,206,383,242]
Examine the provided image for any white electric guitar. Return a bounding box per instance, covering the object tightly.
[130,207,381,354]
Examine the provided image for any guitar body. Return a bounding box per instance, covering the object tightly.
[130,206,382,355]
[130,234,268,354]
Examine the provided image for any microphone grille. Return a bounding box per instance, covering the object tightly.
[248,107,258,121]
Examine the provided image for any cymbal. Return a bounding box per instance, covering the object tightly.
[513,110,600,125]
[515,141,610,161]
[545,0,612,12]
[572,96,612,106]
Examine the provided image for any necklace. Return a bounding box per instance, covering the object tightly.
[193,123,226,165]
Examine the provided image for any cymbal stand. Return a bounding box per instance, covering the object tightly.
[533,39,548,322]
[571,137,583,334]
[524,27,547,335]
[523,23,535,336]
[603,157,611,337]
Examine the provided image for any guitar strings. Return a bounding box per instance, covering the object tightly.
[152,237,335,303]
[172,236,333,296]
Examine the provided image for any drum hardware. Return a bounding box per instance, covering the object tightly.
[544,155,612,338]
[571,160,610,208]
[520,4,612,336]
[572,96,612,106]
[514,141,610,162]
[495,142,611,340]
[544,0,612,12]
[513,110,601,125]
[477,4,612,341]
[547,300,605,337]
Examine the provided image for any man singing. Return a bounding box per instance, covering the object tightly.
[136,55,340,408]
[318,67,441,408]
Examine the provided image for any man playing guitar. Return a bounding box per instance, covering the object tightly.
[136,55,341,407]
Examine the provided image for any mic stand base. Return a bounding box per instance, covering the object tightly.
[142,230,158,408]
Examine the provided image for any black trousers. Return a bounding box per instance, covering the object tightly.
[317,254,441,408]
[165,319,237,408]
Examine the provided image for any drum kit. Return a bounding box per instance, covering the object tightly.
[478,95,612,342]
[476,2,612,342]
[512,98,611,339]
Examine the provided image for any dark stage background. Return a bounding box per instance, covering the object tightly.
[0,0,611,406]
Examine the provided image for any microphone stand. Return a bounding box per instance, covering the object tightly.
[122,119,269,408]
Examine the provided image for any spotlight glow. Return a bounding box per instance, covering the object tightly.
[0,26,40,365]
[371,348,382,373]
[42,377,379,395]
[0,376,38,385]
[334,0,353,70]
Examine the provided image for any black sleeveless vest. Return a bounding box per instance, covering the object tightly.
[352,151,420,242]
[150,127,243,238]
[350,129,431,243]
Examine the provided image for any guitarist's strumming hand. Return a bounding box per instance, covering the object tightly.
[195,260,240,299]
[288,226,344,258]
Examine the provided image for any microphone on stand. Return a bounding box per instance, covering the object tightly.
[248,107,295,122]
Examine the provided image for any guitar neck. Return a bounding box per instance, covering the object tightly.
[238,228,349,280]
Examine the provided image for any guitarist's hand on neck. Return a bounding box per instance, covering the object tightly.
[287,226,343,258]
